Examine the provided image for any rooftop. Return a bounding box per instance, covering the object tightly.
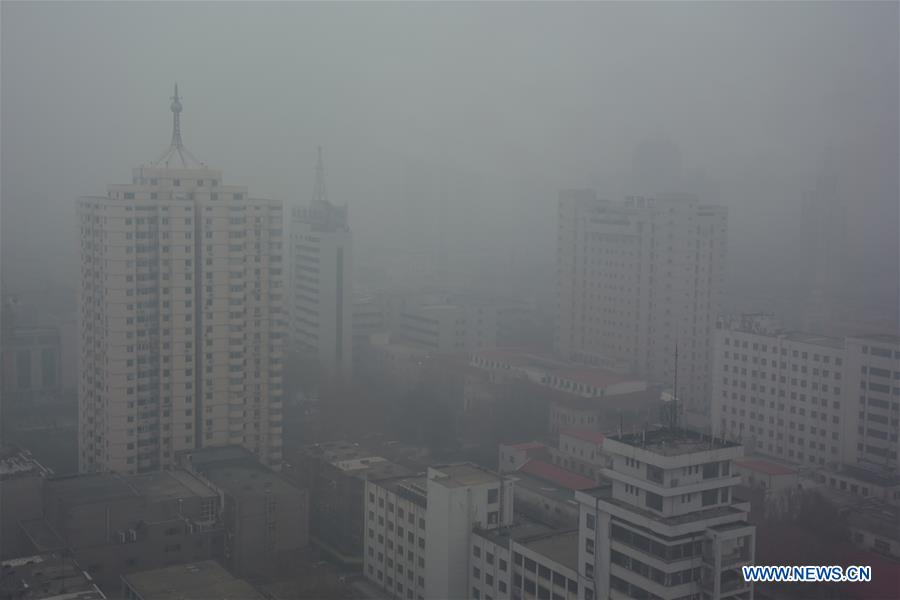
[783,332,845,349]
[511,472,579,505]
[561,429,606,445]
[45,470,216,506]
[0,445,52,480]
[734,458,798,477]
[553,368,632,389]
[520,530,580,572]
[505,441,548,452]
[610,428,741,457]
[519,459,597,491]
[201,465,302,498]
[429,463,506,488]
[121,560,265,600]
[473,517,560,548]
[0,554,105,600]
[377,475,429,508]
[848,333,900,346]
[838,464,900,487]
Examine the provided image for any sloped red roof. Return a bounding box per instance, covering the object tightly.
[507,441,547,451]
[734,458,797,476]
[555,369,632,389]
[561,429,606,445]
[519,459,596,491]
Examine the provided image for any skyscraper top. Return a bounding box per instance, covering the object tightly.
[313,145,328,206]
[151,83,206,169]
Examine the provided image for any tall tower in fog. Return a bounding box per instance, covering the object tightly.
[77,86,286,474]
[801,160,848,334]
[290,147,353,378]
[556,192,727,430]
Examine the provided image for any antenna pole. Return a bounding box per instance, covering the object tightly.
[672,343,679,430]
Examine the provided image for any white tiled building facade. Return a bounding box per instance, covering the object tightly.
[556,192,727,429]
[712,316,899,477]
[78,88,285,474]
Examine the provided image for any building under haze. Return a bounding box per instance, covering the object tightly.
[290,147,353,378]
[576,430,754,600]
[556,192,727,430]
[712,316,900,483]
[77,86,286,474]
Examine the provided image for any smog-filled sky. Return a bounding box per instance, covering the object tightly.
[2,1,897,317]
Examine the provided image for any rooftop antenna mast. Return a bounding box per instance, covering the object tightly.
[313,145,328,206]
[672,342,679,431]
[170,83,183,150]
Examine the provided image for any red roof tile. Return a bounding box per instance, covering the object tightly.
[519,459,596,491]
[734,458,797,476]
[507,441,547,451]
[554,369,633,389]
[561,429,606,445]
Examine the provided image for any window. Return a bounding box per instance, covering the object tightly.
[488,488,499,503]
[473,546,481,558]
[645,492,662,511]
[585,513,596,530]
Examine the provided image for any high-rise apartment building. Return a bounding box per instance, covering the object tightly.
[712,316,900,478]
[290,148,353,378]
[556,192,727,429]
[576,430,754,600]
[77,86,285,474]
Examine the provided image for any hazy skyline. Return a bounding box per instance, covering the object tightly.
[2,1,897,315]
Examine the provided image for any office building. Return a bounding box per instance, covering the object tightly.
[290,147,353,378]
[363,463,515,600]
[77,85,285,474]
[556,192,727,429]
[576,429,754,600]
[711,315,848,469]
[713,317,899,479]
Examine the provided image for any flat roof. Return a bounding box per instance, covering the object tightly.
[512,472,579,505]
[519,460,596,491]
[201,465,302,497]
[504,441,547,451]
[734,458,798,477]
[838,464,900,487]
[611,429,741,457]
[783,332,844,349]
[0,445,51,480]
[848,334,900,345]
[0,554,105,600]
[473,517,560,548]
[430,463,506,488]
[520,530,580,572]
[46,470,216,506]
[121,560,265,600]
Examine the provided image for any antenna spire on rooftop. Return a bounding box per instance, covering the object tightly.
[152,83,204,169]
[313,145,328,205]
[170,83,183,149]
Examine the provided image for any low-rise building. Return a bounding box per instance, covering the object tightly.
[733,458,799,498]
[0,553,106,600]
[19,470,221,592]
[471,520,581,600]
[577,429,755,600]
[293,441,411,567]
[363,463,515,600]
[121,560,265,600]
[555,430,609,480]
[177,445,309,578]
[0,445,52,559]
[549,388,663,435]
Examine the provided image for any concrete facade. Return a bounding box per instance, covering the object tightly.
[556,192,727,430]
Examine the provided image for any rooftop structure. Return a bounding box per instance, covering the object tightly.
[612,428,741,458]
[0,445,52,480]
[0,554,106,600]
[120,560,265,600]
